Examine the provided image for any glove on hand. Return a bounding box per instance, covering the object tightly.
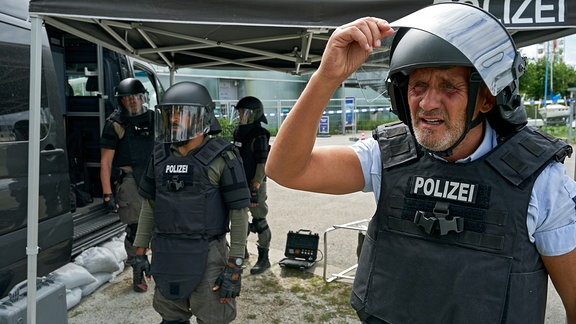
[132,254,150,292]
[250,186,259,205]
[103,193,118,213]
[214,264,243,298]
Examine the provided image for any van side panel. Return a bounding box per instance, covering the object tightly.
[0,13,72,297]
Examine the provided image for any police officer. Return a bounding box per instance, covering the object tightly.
[100,77,154,292]
[233,96,272,275]
[266,3,576,324]
[132,81,250,324]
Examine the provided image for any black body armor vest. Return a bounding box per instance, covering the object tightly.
[233,124,270,181]
[351,122,572,324]
[109,110,154,183]
[150,137,242,300]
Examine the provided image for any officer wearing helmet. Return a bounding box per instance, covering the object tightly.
[232,96,272,274]
[266,3,576,324]
[132,81,251,323]
[100,77,154,292]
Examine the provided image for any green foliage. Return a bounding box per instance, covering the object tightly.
[520,57,576,101]
[217,118,237,142]
[540,125,576,141]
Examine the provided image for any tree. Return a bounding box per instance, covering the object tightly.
[520,57,576,102]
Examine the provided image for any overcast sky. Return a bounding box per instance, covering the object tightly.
[520,34,576,67]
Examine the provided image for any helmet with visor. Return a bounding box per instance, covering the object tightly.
[155,81,220,143]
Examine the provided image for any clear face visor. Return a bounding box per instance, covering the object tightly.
[155,104,208,143]
[233,108,255,125]
[355,3,519,102]
[120,93,148,116]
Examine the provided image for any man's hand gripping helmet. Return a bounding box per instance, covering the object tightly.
[234,96,268,125]
[155,81,221,143]
[377,3,527,145]
[115,78,148,116]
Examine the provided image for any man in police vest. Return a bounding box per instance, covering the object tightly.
[266,3,576,323]
[100,77,154,292]
[233,96,272,275]
[133,81,250,323]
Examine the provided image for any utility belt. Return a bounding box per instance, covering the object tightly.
[155,232,225,242]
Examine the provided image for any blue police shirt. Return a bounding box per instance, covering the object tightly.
[353,122,576,257]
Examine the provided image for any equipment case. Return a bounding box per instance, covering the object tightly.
[0,277,68,324]
[279,229,319,270]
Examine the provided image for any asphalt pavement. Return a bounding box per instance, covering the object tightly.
[67,132,573,323]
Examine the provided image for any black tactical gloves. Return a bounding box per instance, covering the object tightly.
[132,254,150,292]
[214,263,243,299]
[103,193,118,213]
[250,186,259,205]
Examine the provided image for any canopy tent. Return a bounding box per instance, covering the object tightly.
[29,0,576,75]
[22,1,576,323]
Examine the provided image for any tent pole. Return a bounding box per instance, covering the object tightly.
[27,15,43,324]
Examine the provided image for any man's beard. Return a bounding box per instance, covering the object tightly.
[412,112,466,152]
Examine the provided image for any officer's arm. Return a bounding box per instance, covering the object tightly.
[133,199,155,252]
[252,164,265,187]
[100,148,115,197]
[209,151,250,257]
[542,248,576,323]
[266,18,392,194]
[228,208,249,258]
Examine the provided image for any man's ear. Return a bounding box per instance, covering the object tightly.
[478,85,496,113]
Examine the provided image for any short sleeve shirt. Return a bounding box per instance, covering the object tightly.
[352,123,576,256]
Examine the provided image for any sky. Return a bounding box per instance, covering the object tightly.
[520,34,576,67]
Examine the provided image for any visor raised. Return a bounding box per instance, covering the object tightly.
[358,2,519,98]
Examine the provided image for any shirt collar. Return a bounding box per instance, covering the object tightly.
[455,122,497,163]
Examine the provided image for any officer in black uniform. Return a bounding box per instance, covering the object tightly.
[100,77,154,292]
[233,96,272,275]
[132,81,251,324]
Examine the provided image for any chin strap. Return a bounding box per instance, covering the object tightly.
[429,72,484,158]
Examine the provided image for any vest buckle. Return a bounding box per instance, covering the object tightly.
[413,202,464,235]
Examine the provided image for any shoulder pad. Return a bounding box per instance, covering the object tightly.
[486,126,573,187]
[374,121,418,169]
[195,137,234,166]
[153,143,170,165]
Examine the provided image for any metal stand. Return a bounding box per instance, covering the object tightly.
[323,219,370,283]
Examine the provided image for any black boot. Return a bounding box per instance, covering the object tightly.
[250,247,271,274]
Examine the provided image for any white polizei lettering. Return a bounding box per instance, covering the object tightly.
[414,177,425,194]
[534,0,555,23]
[458,183,470,201]
[424,178,435,196]
[447,182,459,201]
[510,0,533,24]
[165,164,188,173]
[468,184,476,203]
[411,176,477,203]
[433,179,443,198]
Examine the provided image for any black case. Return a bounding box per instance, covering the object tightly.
[280,229,319,270]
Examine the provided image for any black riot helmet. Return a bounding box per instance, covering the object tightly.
[115,78,148,116]
[234,96,268,124]
[382,2,527,155]
[155,81,221,143]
